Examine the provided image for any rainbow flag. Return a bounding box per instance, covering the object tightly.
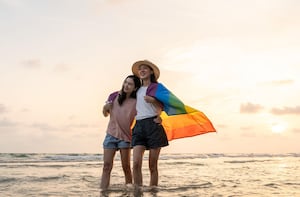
[147,83,216,140]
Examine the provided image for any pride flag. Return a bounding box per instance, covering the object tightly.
[147,83,216,141]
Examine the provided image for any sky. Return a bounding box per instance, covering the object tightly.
[0,0,299,154]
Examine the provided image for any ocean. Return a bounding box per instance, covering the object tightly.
[0,153,299,197]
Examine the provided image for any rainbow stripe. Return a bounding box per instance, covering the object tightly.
[147,83,216,140]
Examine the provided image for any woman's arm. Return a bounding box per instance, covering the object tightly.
[102,102,112,117]
[144,95,163,123]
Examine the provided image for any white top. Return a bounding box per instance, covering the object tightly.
[135,86,157,120]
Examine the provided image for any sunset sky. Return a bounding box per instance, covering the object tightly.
[1,0,299,154]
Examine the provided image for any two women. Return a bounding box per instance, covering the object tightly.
[100,60,168,189]
[101,60,216,189]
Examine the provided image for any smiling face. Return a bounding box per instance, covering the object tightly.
[122,77,136,95]
[138,64,153,80]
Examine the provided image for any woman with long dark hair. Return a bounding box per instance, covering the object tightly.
[100,75,141,189]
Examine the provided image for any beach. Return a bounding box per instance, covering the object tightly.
[0,153,299,196]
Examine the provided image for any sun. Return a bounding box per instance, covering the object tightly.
[271,122,287,133]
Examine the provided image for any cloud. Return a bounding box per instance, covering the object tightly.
[239,126,258,138]
[240,102,264,114]
[21,59,41,69]
[20,108,30,113]
[106,0,127,5]
[240,126,254,131]
[0,0,22,7]
[0,106,28,114]
[30,123,58,131]
[271,80,294,85]
[0,118,19,127]
[28,122,97,132]
[0,118,93,131]
[63,123,95,129]
[241,132,257,138]
[260,79,295,87]
[270,106,300,115]
[53,64,70,73]
[0,104,8,114]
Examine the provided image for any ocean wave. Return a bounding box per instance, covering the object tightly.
[0,153,102,164]
[101,182,213,194]
[43,153,102,162]
[224,159,273,164]
[0,177,18,184]
[284,182,300,186]
[0,163,76,168]
[158,153,300,160]
[1,153,299,197]
[164,182,213,191]
[25,175,69,182]
[0,162,101,169]
[264,183,280,188]
[0,153,299,164]
[163,161,204,165]
[0,175,71,185]
[9,153,31,158]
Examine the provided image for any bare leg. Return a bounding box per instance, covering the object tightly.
[100,149,116,189]
[132,145,145,186]
[119,148,132,184]
[149,148,161,186]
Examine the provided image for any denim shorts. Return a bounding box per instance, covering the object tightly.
[103,134,131,149]
[132,116,169,150]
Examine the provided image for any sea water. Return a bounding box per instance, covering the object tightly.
[0,153,299,196]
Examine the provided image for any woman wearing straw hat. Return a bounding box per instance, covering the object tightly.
[131,60,169,187]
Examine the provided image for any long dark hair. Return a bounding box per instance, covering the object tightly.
[150,73,157,83]
[118,75,141,105]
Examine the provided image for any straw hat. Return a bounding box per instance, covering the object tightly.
[132,60,160,80]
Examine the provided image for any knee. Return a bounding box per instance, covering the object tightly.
[149,163,158,173]
[102,161,113,172]
[122,163,131,172]
[132,160,142,171]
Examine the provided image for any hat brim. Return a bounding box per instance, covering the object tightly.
[132,60,160,80]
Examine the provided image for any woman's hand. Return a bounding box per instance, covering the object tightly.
[144,95,156,103]
[102,103,112,117]
[145,96,163,114]
[153,116,162,124]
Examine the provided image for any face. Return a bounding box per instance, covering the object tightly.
[138,65,153,80]
[122,77,136,94]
